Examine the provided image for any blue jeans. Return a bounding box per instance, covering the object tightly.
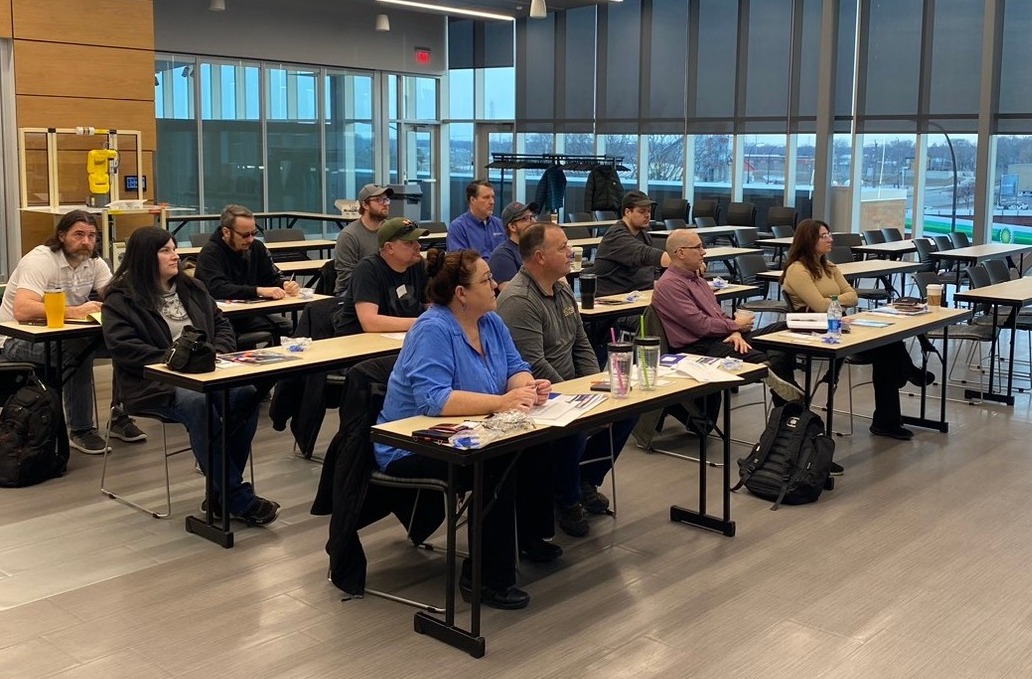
[2,337,96,431]
[149,386,260,515]
[552,417,636,507]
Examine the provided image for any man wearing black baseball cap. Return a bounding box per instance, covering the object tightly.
[593,190,670,297]
[488,200,539,291]
[332,217,430,336]
[333,183,394,294]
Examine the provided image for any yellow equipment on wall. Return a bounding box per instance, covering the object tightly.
[87,147,119,199]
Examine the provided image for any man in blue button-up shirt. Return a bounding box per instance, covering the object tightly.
[447,179,506,257]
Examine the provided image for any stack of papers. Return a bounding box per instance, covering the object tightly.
[659,354,744,383]
[529,393,607,427]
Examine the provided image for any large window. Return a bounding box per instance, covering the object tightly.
[326,71,374,214]
[742,134,787,228]
[266,66,319,215]
[646,135,685,209]
[155,56,199,213]
[200,61,262,212]
[693,134,733,208]
[991,135,1032,245]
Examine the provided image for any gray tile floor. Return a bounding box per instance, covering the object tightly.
[1,342,1031,678]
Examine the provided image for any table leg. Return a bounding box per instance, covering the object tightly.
[670,386,737,537]
[184,390,235,548]
[904,326,951,431]
[963,303,1015,405]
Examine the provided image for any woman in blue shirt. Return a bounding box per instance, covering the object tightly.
[376,249,552,610]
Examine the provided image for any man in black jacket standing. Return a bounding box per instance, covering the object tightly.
[195,204,301,342]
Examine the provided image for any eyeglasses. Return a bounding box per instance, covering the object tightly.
[677,245,704,252]
[232,229,259,239]
[478,273,495,286]
[517,213,536,223]
[819,232,834,240]
[369,195,391,204]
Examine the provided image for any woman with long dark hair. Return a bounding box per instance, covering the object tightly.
[102,227,279,525]
[782,219,933,443]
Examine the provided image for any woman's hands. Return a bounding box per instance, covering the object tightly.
[499,385,538,412]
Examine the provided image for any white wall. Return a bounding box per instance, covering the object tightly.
[154,0,447,75]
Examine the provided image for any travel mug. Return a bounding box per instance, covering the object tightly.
[608,342,633,398]
[580,273,596,310]
[635,336,661,391]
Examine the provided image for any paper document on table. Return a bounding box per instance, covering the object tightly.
[671,354,744,383]
[530,393,607,427]
[380,333,407,341]
[869,304,930,317]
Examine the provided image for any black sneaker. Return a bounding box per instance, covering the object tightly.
[556,502,589,537]
[109,415,147,442]
[869,424,914,441]
[234,497,281,526]
[579,482,611,515]
[829,461,844,476]
[518,538,563,563]
[69,429,109,455]
[458,576,530,610]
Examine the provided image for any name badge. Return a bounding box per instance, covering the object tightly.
[396,284,408,299]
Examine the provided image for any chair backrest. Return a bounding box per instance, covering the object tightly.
[314,259,337,296]
[949,231,971,248]
[567,211,593,223]
[296,296,347,340]
[189,232,210,247]
[833,232,863,248]
[692,199,720,224]
[982,258,1014,284]
[964,265,994,316]
[911,272,941,298]
[828,245,855,264]
[862,229,886,244]
[420,221,448,234]
[770,224,795,239]
[880,227,904,242]
[642,305,671,353]
[734,252,771,287]
[593,210,618,222]
[265,227,307,242]
[914,237,938,260]
[566,226,592,239]
[932,235,954,251]
[766,206,798,228]
[664,218,687,230]
[660,198,689,222]
[694,216,717,228]
[736,228,758,248]
[725,202,757,227]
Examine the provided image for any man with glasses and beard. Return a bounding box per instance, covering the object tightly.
[195,204,302,342]
[333,183,394,294]
[0,209,146,455]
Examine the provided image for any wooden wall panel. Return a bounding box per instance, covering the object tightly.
[14,42,154,102]
[0,0,12,38]
[11,0,152,49]
[16,97,156,149]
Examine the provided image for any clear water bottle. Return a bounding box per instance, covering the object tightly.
[827,295,842,343]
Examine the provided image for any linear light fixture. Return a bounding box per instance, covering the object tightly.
[375,0,515,22]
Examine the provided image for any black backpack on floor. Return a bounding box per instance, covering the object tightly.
[0,363,69,487]
[732,402,835,510]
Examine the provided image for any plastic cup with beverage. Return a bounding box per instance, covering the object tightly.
[580,273,596,310]
[571,246,583,271]
[734,308,755,330]
[634,336,660,391]
[607,342,633,398]
[43,289,66,328]
[926,284,943,307]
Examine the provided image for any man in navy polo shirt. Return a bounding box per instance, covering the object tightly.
[447,179,506,257]
[488,200,539,292]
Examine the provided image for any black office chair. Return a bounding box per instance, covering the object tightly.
[771,224,795,239]
[694,216,717,228]
[692,199,720,225]
[660,198,689,222]
[862,229,886,245]
[932,235,955,252]
[983,258,1017,284]
[188,232,209,247]
[593,210,618,222]
[567,211,593,223]
[265,227,311,263]
[949,231,972,248]
[726,202,757,227]
[827,246,855,265]
[664,218,688,230]
[766,206,797,231]
[734,253,790,323]
[881,228,904,242]
[833,232,863,249]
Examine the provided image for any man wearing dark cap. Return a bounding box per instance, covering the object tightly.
[331,218,429,336]
[333,183,394,294]
[592,190,671,297]
[488,200,539,291]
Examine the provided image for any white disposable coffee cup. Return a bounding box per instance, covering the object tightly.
[926,284,943,307]
[571,246,583,269]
